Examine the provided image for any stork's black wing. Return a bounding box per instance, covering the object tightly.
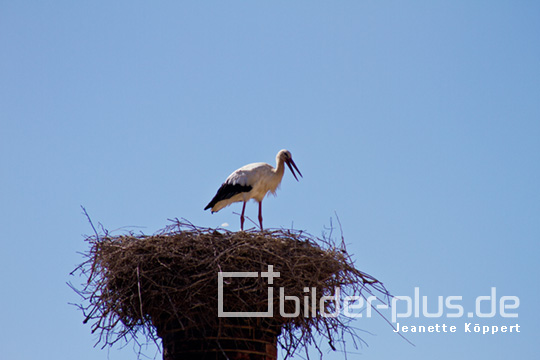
[204,183,253,211]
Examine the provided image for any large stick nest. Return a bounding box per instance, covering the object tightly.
[71,219,389,358]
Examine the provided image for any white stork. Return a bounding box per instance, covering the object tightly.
[204,149,302,231]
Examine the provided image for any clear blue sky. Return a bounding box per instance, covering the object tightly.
[1,1,538,359]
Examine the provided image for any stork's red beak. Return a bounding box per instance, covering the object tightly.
[286,158,303,181]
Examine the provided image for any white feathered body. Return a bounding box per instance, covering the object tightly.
[207,161,285,213]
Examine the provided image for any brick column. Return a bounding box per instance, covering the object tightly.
[157,318,280,360]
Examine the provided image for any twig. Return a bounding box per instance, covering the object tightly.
[81,205,100,242]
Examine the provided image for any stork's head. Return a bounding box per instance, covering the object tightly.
[278,149,303,181]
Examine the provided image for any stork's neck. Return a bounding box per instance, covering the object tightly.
[274,156,286,178]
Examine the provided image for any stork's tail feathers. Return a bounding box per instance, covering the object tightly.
[204,183,253,212]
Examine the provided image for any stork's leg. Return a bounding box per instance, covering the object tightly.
[258,201,263,231]
[240,201,246,231]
